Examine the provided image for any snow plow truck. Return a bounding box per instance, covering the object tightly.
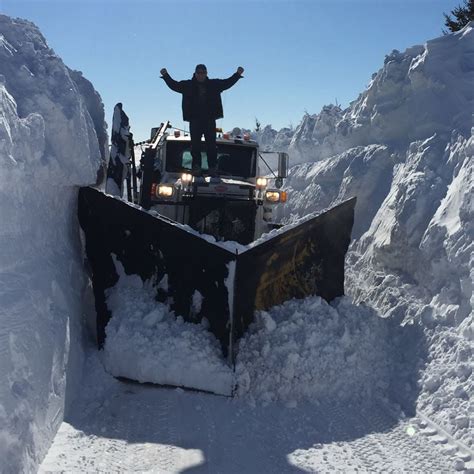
[78,103,356,388]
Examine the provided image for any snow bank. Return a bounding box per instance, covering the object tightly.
[103,260,234,396]
[288,105,344,164]
[417,328,473,447]
[253,124,294,152]
[235,296,390,407]
[288,25,473,165]
[0,15,104,472]
[281,24,473,445]
[283,144,394,238]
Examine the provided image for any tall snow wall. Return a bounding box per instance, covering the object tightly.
[287,26,473,166]
[0,15,105,472]
[281,24,473,445]
[284,23,473,322]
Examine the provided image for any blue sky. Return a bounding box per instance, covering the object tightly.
[1,0,461,141]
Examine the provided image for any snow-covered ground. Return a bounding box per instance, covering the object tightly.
[39,350,469,473]
[0,13,473,473]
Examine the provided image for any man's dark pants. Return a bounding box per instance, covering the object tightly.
[190,119,217,170]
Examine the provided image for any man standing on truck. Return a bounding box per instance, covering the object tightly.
[160,64,244,177]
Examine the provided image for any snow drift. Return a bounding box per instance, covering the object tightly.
[0,15,104,472]
[235,296,391,407]
[103,261,234,396]
[102,258,396,406]
[282,23,474,446]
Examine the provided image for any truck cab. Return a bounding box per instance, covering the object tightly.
[137,124,288,244]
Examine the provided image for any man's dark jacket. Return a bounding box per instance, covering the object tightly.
[161,73,241,122]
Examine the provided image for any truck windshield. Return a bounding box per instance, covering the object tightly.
[165,141,257,178]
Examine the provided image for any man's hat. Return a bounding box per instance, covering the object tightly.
[195,64,207,72]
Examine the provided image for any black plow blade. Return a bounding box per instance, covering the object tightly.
[78,187,355,369]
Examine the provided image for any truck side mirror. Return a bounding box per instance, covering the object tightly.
[278,152,289,179]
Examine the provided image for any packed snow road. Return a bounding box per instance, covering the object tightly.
[40,353,465,473]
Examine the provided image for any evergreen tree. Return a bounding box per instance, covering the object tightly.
[255,117,261,133]
[444,0,474,33]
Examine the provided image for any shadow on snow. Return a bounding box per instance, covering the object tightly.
[61,318,428,473]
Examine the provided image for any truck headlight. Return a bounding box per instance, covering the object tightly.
[157,185,174,197]
[265,190,287,203]
[265,191,280,202]
[256,177,268,189]
[181,173,193,183]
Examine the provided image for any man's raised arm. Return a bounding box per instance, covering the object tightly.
[160,68,185,93]
[217,66,244,92]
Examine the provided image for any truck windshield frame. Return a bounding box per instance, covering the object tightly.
[165,141,257,178]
